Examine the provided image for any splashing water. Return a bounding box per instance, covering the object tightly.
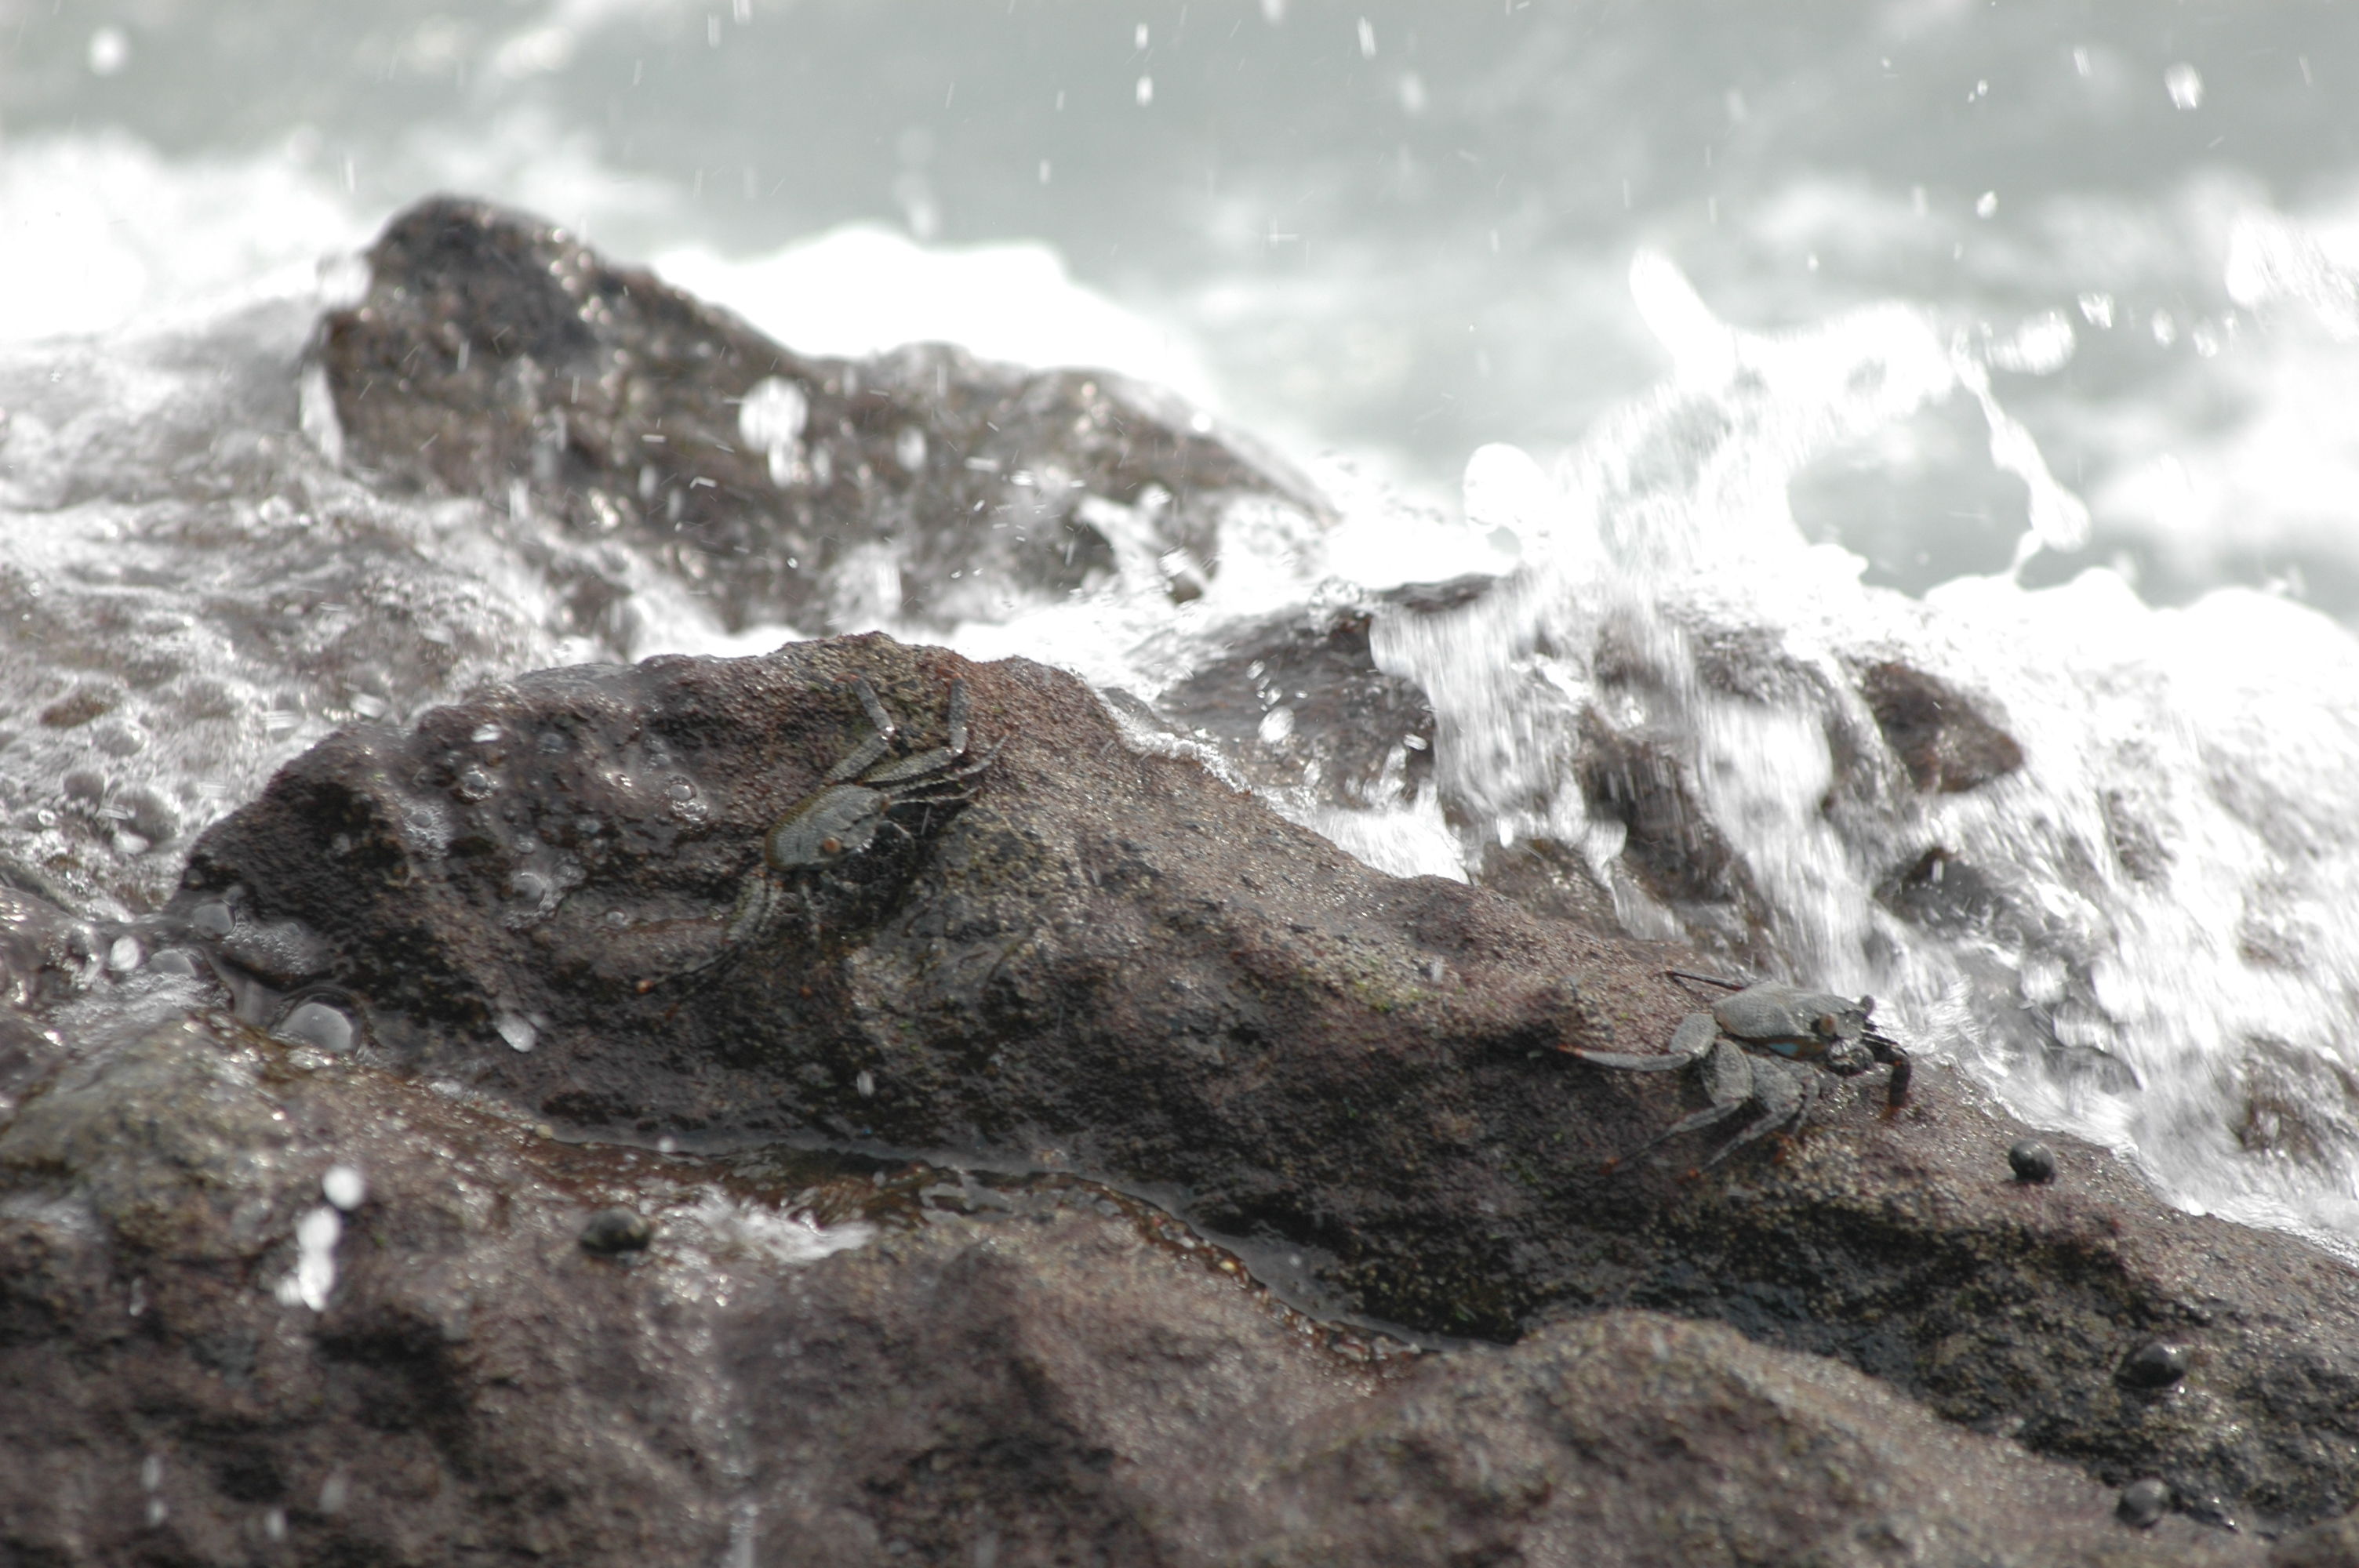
[8,112,2359,1260]
[783,241,2359,1252]
[1361,254,2359,1250]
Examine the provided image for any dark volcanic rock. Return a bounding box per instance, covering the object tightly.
[2010,1138,2060,1184]
[1576,705,1770,954]
[314,196,1325,634]
[162,632,2359,1533]
[1857,659,2026,793]
[0,1012,2262,1568]
[176,633,1637,1339]
[2275,1508,2359,1567]
[1155,597,1440,808]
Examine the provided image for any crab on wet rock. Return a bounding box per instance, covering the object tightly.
[647,674,998,984]
[1568,969,1910,1170]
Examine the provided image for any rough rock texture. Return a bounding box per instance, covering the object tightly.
[151,632,2359,1536]
[2275,1510,2359,1568]
[0,1010,2263,1567]
[1154,597,1441,811]
[314,196,1325,635]
[2,195,2331,1562]
[1856,660,2025,795]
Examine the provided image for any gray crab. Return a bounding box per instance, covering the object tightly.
[1568,969,1910,1170]
[650,676,998,983]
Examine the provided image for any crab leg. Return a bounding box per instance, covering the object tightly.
[1866,1031,1911,1110]
[1571,1011,1719,1073]
[1617,1090,1754,1165]
[944,677,969,753]
[823,677,899,783]
[1698,1075,1802,1160]
[865,737,1004,789]
[1666,967,1749,994]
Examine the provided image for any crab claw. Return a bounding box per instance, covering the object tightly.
[1865,1030,1911,1113]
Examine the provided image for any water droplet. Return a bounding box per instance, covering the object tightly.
[322,1165,367,1211]
[107,935,143,973]
[856,1069,876,1098]
[277,1206,342,1312]
[456,768,496,801]
[495,1013,538,1053]
[471,722,503,744]
[86,25,129,76]
[739,376,809,488]
[278,1001,355,1054]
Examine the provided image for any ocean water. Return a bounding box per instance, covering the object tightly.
[7,0,2359,1250]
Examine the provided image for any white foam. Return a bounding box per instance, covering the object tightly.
[678,1190,875,1266]
[1381,252,2359,1252]
[654,227,1218,403]
[0,131,365,343]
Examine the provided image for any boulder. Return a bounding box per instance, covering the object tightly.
[147,632,2359,1535]
[0,192,2335,1561]
[0,1011,2263,1567]
[313,196,1326,635]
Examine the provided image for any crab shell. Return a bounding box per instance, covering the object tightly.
[1710,985,1877,1063]
[763,783,893,870]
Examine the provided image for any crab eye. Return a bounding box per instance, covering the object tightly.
[1814,1014,1838,1039]
[820,836,842,855]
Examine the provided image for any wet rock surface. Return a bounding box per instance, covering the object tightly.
[0,1011,2263,1567]
[1856,659,2026,795]
[0,192,2339,1559]
[1154,598,1439,811]
[104,631,2359,1541]
[315,196,1326,635]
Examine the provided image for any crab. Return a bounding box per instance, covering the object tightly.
[1567,969,1910,1170]
[649,676,998,983]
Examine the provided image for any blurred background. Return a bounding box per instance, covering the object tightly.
[4,0,2358,612]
